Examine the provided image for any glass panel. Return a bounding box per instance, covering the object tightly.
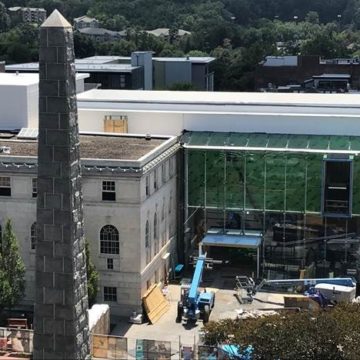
[228,133,249,147]
[350,137,360,151]
[267,134,288,149]
[286,154,306,211]
[205,208,225,232]
[206,151,225,208]
[247,133,269,148]
[305,154,323,212]
[308,135,329,150]
[329,136,350,151]
[225,152,244,209]
[225,210,243,231]
[352,158,360,214]
[245,153,265,210]
[187,150,205,206]
[287,134,309,149]
[188,132,210,146]
[265,153,286,211]
[208,132,229,146]
[244,211,264,232]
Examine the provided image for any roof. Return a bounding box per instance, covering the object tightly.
[74,15,98,23]
[42,9,70,28]
[6,63,137,74]
[0,133,168,161]
[78,27,123,36]
[0,73,39,86]
[182,131,360,154]
[153,57,214,64]
[0,72,89,85]
[9,6,46,11]
[313,73,351,79]
[202,234,262,249]
[146,28,191,37]
[76,89,360,108]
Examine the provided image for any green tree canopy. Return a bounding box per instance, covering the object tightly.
[85,241,99,307]
[0,219,25,312]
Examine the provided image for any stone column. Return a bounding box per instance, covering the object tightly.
[33,10,90,360]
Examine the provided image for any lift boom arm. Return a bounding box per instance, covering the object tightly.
[188,254,206,304]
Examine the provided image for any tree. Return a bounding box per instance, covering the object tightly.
[203,303,360,359]
[0,219,25,313]
[85,241,99,307]
[0,1,10,32]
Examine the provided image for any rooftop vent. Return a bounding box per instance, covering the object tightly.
[0,146,11,154]
[145,134,151,141]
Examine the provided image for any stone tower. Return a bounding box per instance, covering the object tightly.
[33,10,90,360]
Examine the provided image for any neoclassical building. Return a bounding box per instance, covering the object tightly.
[0,132,179,316]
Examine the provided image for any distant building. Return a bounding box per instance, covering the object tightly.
[8,6,46,24]
[6,52,215,91]
[146,28,191,41]
[74,15,100,30]
[77,27,126,42]
[255,55,360,90]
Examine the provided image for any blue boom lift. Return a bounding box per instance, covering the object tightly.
[176,254,215,323]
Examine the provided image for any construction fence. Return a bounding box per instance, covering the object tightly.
[0,327,247,359]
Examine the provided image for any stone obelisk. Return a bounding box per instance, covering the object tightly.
[33,10,90,360]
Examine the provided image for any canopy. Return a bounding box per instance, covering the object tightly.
[202,234,262,249]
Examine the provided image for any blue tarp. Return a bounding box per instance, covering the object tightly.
[202,234,262,249]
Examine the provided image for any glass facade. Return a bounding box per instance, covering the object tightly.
[184,132,360,280]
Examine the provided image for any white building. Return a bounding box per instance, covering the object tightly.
[76,89,360,137]
[8,7,46,24]
[0,132,179,316]
[0,73,88,131]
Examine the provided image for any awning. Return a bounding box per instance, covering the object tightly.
[202,234,262,249]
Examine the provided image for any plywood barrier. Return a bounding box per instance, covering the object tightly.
[142,284,170,324]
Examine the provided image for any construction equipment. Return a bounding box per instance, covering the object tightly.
[176,254,215,324]
[235,276,256,303]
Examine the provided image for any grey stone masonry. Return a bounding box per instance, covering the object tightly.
[33,10,90,360]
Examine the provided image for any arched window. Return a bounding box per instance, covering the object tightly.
[145,221,150,248]
[153,213,158,239]
[145,220,151,264]
[100,225,119,254]
[30,222,37,250]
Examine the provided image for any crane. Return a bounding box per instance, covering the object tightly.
[176,253,215,323]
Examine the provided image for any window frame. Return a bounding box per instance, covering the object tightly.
[32,178,37,198]
[0,177,11,197]
[30,222,37,250]
[104,286,117,302]
[102,180,116,201]
[100,225,120,254]
[322,157,353,218]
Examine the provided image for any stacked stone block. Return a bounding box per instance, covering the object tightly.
[33,10,90,360]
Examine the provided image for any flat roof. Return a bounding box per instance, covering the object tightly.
[0,73,39,86]
[0,133,167,160]
[6,63,138,73]
[202,234,262,249]
[0,72,89,85]
[77,89,360,108]
[182,131,360,154]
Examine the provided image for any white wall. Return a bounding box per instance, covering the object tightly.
[0,85,31,130]
[78,108,184,135]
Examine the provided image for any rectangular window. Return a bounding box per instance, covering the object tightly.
[104,286,117,302]
[107,258,114,270]
[32,178,37,198]
[154,170,158,191]
[146,176,150,196]
[0,177,11,196]
[323,159,352,217]
[102,181,116,201]
[162,163,166,184]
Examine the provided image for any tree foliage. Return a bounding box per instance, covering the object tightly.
[203,303,360,360]
[0,219,25,312]
[85,240,98,307]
